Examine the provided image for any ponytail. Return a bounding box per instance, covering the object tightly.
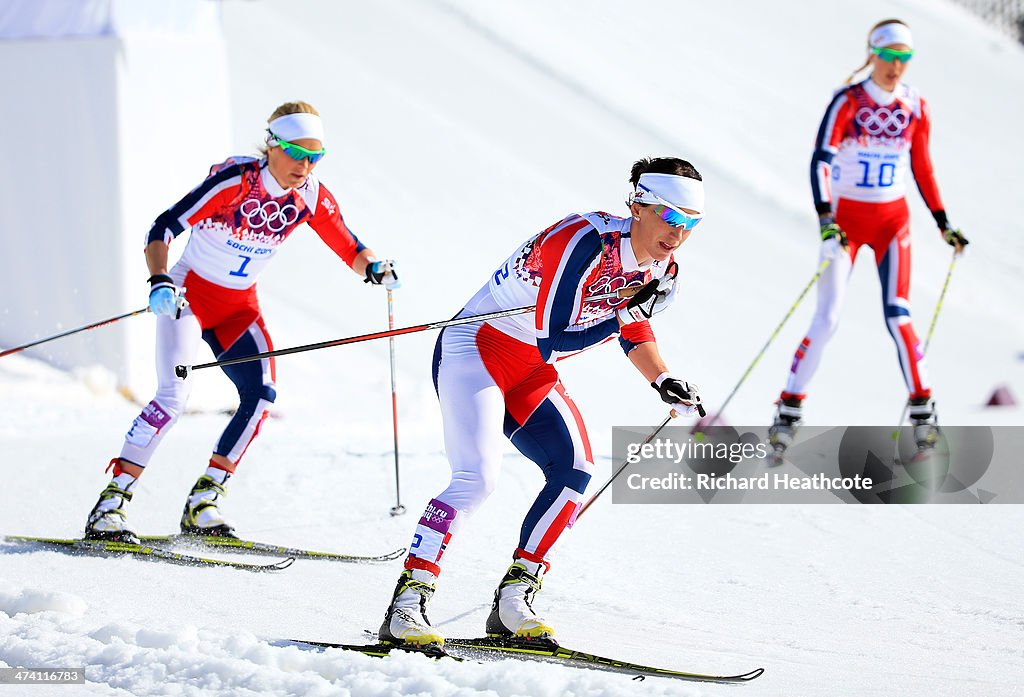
[844,56,872,85]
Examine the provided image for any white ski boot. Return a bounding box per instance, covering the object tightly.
[485,558,555,639]
[379,568,445,646]
[180,474,237,537]
[768,397,803,464]
[85,469,139,544]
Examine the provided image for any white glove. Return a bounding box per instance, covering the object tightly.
[652,373,705,417]
[651,274,677,316]
[617,275,675,324]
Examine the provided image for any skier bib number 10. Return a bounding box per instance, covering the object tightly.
[853,160,896,188]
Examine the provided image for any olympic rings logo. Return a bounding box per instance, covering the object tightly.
[588,275,643,307]
[855,106,910,136]
[240,198,300,233]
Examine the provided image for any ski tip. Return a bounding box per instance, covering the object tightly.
[269,557,295,571]
[363,547,407,562]
[737,667,766,681]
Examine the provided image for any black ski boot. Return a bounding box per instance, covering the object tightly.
[768,396,803,464]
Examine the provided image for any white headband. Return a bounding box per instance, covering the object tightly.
[267,112,325,144]
[633,173,705,214]
[869,22,913,49]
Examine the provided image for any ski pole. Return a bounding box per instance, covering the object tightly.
[386,288,406,516]
[577,409,678,519]
[890,250,959,440]
[173,286,642,378]
[700,257,833,429]
[0,307,150,359]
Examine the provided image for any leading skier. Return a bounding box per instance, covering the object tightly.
[379,157,706,647]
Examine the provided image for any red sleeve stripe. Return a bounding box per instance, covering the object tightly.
[535,217,598,337]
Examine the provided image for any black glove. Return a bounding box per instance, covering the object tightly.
[616,278,661,324]
[943,228,969,252]
[933,210,969,252]
[617,264,677,324]
[652,374,706,417]
[819,215,849,248]
[364,260,400,287]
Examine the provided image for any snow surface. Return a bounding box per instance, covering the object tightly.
[2,1,1023,696]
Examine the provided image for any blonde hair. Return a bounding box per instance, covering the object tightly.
[258,101,320,155]
[267,100,320,122]
[844,18,909,85]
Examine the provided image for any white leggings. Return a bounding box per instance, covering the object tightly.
[405,318,595,574]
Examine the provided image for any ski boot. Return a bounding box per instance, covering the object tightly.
[85,463,140,544]
[485,557,555,640]
[909,397,940,452]
[768,396,804,465]
[379,568,445,646]
[180,474,237,537]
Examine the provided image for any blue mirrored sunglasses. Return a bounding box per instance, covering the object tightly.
[268,131,326,164]
[653,203,703,230]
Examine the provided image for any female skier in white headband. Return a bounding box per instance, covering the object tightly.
[769,19,968,460]
[378,156,705,648]
[85,101,399,542]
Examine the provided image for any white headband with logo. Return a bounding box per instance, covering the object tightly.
[267,112,325,144]
[869,22,913,49]
[633,173,705,214]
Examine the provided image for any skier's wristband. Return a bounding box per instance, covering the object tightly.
[148,273,174,290]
